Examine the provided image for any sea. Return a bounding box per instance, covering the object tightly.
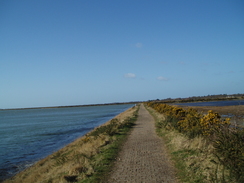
[0,104,134,181]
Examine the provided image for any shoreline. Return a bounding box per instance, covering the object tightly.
[3,105,138,183]
[0,102,139,111]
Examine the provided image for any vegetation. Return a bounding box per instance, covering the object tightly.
[5,105,139,183]
[148,93,244,104]
[146,102,244,183]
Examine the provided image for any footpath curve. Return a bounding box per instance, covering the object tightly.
[107,104,177,183]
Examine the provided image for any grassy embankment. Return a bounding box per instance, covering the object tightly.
[145,102,244,183]
[5,105,139,183]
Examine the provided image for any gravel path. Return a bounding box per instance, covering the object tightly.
[107,104,177,183]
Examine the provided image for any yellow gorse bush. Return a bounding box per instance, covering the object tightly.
[178,108,202,137]
[146,102,230,137]
[200,110,230,136]
[146,102,244,182]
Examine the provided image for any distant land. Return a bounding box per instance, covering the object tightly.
[149,93,244,104]
[1,93,243,110]
[0,101,140,111]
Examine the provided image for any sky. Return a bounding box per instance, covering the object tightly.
[1,0,244,109]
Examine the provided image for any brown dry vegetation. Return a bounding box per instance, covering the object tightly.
[146,106,218,182]
[146,103,244,182]
[4,106,138,183]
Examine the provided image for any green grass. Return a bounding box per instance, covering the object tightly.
[145,105,214,183]
[79,108,138,183]
[146,103,244,183]
[4,106,139,183]
[170,149,205,183]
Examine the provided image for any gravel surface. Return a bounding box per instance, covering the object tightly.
[107,104,177,183]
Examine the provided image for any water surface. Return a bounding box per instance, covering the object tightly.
[0,104,133,181]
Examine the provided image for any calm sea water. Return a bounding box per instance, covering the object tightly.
[0,104,134,181]
[175,100,244,106]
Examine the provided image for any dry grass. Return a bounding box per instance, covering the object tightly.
[146,105,232,183]
[4,106,138,183]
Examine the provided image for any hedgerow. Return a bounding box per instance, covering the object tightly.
[146,102,244,183]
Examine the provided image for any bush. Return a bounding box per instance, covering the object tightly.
[212,125,244,182]
[146,102,243,183]
[200,110,230,136]
[178,108,202,138]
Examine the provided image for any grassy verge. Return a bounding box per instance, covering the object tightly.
[5,105,139,183]
[80,109,139,183]
[145,105,231,183]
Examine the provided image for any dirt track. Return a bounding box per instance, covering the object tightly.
[107,104,177,183]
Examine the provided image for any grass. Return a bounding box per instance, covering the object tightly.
[80,112,138,183]
[145,105,232,183]
[4,105,139,183]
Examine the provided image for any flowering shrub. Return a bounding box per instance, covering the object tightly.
[146,102,230,138]
[146,102,243,182]
[178,108,202,138]
[200,110,230,136]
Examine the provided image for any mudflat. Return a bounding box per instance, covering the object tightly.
[108,104,177,183]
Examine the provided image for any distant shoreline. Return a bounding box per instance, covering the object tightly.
[3,105,138,182]
[0,102,140,111]
[2,93,243,110]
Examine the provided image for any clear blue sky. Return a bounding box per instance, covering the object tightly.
[1,0,244,109]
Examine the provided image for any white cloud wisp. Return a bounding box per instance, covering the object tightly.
[157,76,168,81]
[124,73,136,78]
[135,43,143,48]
